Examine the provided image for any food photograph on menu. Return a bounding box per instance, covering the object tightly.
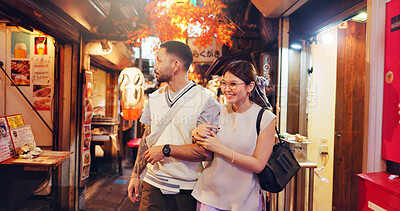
[84,99,93,124]
[33,85,51,98]
[33,85,52,110]
[84,136,91,149]
[81,149,91,179]
[11,60,30,86]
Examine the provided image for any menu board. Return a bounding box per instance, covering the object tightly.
[81,149,90,180]
[5,114,24,129]
[0,117,13,162]
[81,71,93,184]
[10,125,36,154]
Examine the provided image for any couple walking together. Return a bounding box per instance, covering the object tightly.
[127,40,276,211]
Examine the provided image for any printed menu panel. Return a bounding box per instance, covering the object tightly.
[10,125,36,154]
[81,149,91,180]
[5,114,24,129]
[0,117,13,162]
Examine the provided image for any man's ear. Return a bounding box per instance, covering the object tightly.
[172,60,180,74]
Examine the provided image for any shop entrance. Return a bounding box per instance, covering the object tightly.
[306,16,367,210]
[332,20,366,211]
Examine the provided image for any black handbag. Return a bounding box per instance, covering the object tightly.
[256,108,301,193]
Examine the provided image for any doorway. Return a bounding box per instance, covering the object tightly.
[332,20,366,211]
[306,19,366,210]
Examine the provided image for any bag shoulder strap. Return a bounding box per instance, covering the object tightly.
[275,126,283,143]
[256,108,283,143]
[256,108,266,136]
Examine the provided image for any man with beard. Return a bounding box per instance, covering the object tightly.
[127,40,220,211]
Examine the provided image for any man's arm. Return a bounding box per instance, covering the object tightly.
[132,125,151,176]
[144,143,213,164]
[128,125,150,203]
[170,143,213,161]
[144,97,219,164]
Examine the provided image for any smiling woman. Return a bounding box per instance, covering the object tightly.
[191,60,276,211]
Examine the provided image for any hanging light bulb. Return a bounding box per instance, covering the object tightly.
[290,42,302,50]
[321,32,334,45]
[100,39,112,54]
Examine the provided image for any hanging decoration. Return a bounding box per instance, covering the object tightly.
[127,0,236,50]
[119,67,145,121]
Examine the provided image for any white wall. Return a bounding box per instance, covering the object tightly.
[279,18,290,132]
[365,0,387,173]
[0,24,6,114]
[307,27,337,211]
[91,67,106,108]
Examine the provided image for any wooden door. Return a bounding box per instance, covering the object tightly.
[333,21,366,211]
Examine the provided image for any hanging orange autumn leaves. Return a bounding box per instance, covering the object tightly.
[127,0,236,50]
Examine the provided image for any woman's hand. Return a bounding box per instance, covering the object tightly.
[191,122,218,141]
[195,130,224,154]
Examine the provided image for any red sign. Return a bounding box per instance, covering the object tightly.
[382,0,400,163]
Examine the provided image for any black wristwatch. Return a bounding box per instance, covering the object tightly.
[162,144,171,157]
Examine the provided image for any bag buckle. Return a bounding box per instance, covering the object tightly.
[277,152,294,172]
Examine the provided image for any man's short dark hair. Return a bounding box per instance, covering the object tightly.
[160,41,193,71]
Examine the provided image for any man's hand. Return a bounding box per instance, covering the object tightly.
[144,145,165,164]
[127,177,141,203]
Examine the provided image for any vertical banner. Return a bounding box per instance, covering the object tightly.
[81,71,93,182]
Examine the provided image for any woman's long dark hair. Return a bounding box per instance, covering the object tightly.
[223,60,269,108]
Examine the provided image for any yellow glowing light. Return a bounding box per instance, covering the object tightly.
[189,64,195,73]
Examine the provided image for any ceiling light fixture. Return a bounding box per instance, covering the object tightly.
[291,42,302,50]
[321,32,334,45]
[351,12,368,22]
[100,39,112,54]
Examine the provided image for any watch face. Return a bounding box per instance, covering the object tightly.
[163,145,170,157]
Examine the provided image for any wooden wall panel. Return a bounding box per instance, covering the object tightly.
[287,49,301,134]
[333,21,366,211]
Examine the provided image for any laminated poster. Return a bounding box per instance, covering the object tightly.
[84,99,93,124]
[0,118,13,162]
[34,37,48,55]
[81,149,91,180]
[33,85,52,111]
[83,125,91,149]
[11,32,30,59]
[5,114,24,129]
[11,60,30,86]
[85,71,93,98]
[32,56,51,85]
[10,125,36,155]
